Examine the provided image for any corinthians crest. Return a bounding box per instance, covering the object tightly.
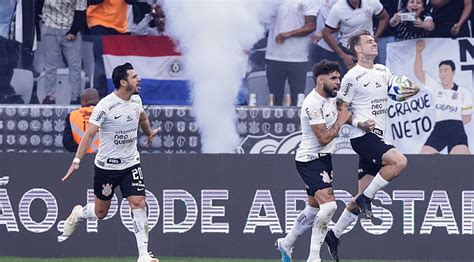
[237,132,302,154]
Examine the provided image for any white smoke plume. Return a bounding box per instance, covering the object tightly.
[163,0,278,153]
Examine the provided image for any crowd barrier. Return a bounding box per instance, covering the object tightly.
[2,101,474,155]
[0,153,472,260]
[0,105,301,154]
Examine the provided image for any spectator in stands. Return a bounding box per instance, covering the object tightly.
[414,39,472,154]
[0,0,24,104]
[132,4,166,36]
[323,0,389,71]
[375,0,399,64]
[87,0,136,35]
[87,0,136,98]
[428,0,472,38]
[41,0,86,104]
[390,0,435,41]
[309,0,342,73]
[63,88,100,153]
[265,0,319,106]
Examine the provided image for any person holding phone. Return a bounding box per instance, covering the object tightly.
[389,0,434,41]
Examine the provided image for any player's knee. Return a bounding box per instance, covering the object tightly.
[128,198,146,209]
[393,154,408,176]
[96,209,108,219]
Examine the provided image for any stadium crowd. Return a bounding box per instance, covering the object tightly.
[0,0,472,105]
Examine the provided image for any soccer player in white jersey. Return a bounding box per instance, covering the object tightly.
[276,60,351,262]
[59,63,161,262]
[323,31,419,261]
[414,39,472,154]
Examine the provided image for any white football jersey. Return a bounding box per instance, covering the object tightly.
[424,73,472,122]
[89,93,144,170]
[325,0,383,48]
[296,89,338,162]
[265,0,320,62]
[338,64,393,139]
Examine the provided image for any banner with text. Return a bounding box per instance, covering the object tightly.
[386,38,474,154]
[0,153,472,260]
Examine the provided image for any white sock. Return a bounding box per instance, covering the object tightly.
[77,203,98,220]
[332,208,358,239]
[307,202,337,261]
[283,205,319,248]
[132,207,149,257]
[363,174,389,199]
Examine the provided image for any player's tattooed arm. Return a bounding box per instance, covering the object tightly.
[336,98,349,111]
[311,108,351,145]
[338,98,375,131]
[336,99,352,124]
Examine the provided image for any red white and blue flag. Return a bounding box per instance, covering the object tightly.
[102,35,190,105]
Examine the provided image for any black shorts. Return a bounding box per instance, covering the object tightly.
[424,120,468,152]
[350,133,395,179]
[94,163,146,201]
[295,154,333,196]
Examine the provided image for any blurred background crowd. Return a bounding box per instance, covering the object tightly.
[0,0,472,106]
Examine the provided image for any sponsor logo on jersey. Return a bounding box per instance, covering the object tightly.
[343,83,352,96]
[373,128,384,137]
[95,111,106,122]
[107,158,122,164]
[355,72,367,81]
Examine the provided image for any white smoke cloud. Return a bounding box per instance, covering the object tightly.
[163,0,278,153]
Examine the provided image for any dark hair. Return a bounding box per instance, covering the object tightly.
[313,59,340,78]
[347,30,372,57]
[439,60,455,71]
[112,63,134,90]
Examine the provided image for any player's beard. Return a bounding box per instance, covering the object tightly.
[126,84,139,95]
[323,83,337,98]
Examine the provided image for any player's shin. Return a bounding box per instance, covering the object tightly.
[363,174,389,199]
[307,201,337,261]
[83,203,98,220]
[284,205,319,248]
[132,207,150,257]
[332,208,358,238]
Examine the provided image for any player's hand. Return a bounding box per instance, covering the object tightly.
[341,54,356,70]
[359,119,375,132]
[275,32,290,44]
[146,127,162,147]
[66,34,76,41]
[451,23,461,35]
[416,39,425,52]
[402,83,420,99]
[338,108,352,124]
[62,162,79,182]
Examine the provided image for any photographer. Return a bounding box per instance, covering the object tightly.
[390,0,434,41]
